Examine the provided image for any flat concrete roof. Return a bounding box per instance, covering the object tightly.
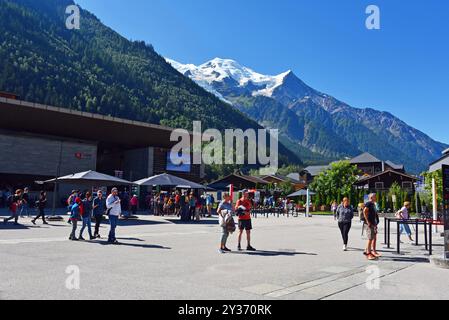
[0,97,185,149]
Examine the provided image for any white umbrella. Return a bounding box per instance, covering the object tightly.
[134,173,207,189]
[287,190,316,198]
[41,170,134,186]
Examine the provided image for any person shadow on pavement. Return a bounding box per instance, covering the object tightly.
[231,250,317,257]
[88,238,171,250]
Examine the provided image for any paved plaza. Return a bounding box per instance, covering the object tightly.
[1,212,448,300]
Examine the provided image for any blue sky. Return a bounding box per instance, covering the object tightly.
[76,0,449,144]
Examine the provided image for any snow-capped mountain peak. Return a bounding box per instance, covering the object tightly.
[165,57,447,173]
[166,57,294,99]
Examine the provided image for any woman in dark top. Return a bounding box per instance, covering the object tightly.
[32,191,48,225]
[336,197,354,251]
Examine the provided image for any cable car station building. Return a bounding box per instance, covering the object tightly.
[0,96,204,203]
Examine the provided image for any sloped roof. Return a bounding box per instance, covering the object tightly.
[261,174,304,184]
[208,174,268,189]
[354,170,417,184]
[303,165,330,177]
[241,175,269,184]
[385,160,404,171]
[350,152,381,164]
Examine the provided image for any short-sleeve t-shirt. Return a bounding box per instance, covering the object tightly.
[364,201,379,225]
[218,200,233,213]
[400,206,409,220]
[235,198,252,221]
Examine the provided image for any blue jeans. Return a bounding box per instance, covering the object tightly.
[400,223,412,236]
[108,215,118,242]
[20,204,29,217]
[79,217,93,238]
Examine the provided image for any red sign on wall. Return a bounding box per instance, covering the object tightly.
[75,153,92,160]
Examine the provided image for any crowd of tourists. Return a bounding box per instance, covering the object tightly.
[2,186,416,258]
[149,191,215,221]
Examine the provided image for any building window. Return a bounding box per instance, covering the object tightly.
[402,182,413,189]
[375,182,384,190]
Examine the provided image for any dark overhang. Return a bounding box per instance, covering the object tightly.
[0,97,184,149]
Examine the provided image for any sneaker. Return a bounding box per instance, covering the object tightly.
[247,246,257,251]
[43,222,49,225]
[237,244,242,251]
[223,247,232,252]
[219,249,226,254]
[343,245,348,251]
[31,220,36,225]
[90,236,96,241]
[78,236,85,241]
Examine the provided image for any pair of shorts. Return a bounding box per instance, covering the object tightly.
[238,219,252,231]
[365,225,378,240]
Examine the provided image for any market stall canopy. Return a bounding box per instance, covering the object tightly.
[287,190,316,198]
[134,173,208,190]
[40,170,134,186]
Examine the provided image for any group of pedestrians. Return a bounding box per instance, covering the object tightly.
[334,193,415,261]
[217,191,256,254]
[151,191,215,222]
[2,188,45,225]
[333,193,384,260]
[68,188,121,244]
[3,186,417,258]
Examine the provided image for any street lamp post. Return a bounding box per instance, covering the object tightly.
[414,182,419,216]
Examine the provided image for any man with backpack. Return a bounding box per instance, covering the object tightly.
[235,191,256,252]
[363,193,381,260]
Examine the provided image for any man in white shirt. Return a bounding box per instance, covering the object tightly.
[106,188,121,244]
